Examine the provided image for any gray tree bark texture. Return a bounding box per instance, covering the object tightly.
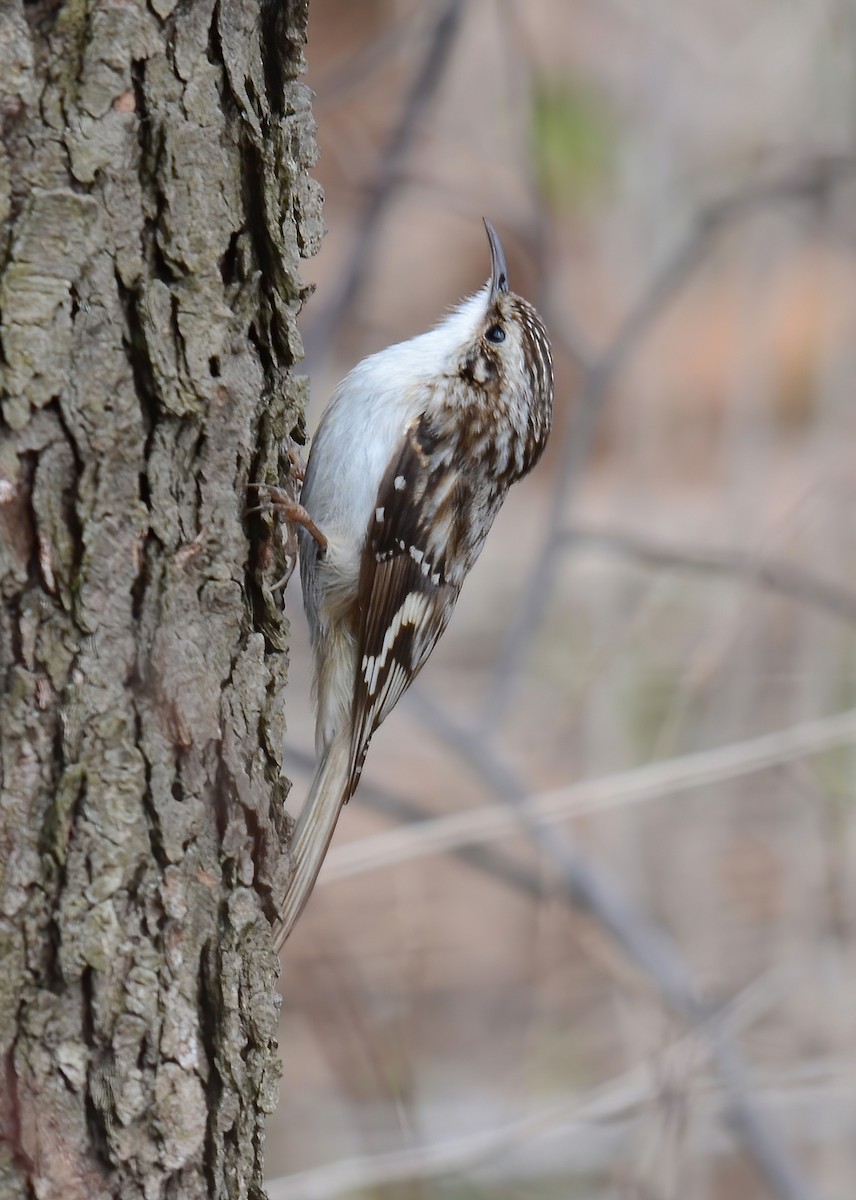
[0,0,322,1196]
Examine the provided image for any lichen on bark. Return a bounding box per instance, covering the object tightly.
[0,0,321,1196]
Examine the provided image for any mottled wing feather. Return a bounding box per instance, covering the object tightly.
[345,417,460,798]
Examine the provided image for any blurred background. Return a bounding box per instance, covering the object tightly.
[267,2,856,1197]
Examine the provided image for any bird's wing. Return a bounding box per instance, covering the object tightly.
[345,413,465,798]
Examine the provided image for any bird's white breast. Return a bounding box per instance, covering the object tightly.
[301,351,422,568]
[301,290,490,558]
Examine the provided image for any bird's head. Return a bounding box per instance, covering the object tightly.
[448,221,553,425]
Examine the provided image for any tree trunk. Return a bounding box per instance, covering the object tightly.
[0,0,321,1195]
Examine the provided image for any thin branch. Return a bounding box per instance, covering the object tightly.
[286,743,547,900]
[564,525,856,625]
[322,705,856,882]
[265,973,809,1200]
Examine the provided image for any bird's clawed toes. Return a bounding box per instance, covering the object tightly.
[246,484,328,556]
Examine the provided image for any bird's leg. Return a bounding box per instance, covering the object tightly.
[246,481,328,591]
[247,485,328,555]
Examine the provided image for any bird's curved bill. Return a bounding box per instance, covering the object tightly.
[483,218,509,300]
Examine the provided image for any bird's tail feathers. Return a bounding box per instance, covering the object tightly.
[274,734,351,948]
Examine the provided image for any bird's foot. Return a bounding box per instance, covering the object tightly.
[247,485,328,555]
[247,482,328,591]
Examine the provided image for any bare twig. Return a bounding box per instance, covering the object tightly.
[286,743,547,900]
[319,705,856,882]
[563,525,856,625]
[267,1080,852,1200]
[265,973,816,1200]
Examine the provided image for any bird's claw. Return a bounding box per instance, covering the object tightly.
[247,485,328,555]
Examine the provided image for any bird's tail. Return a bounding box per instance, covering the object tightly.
[273,734,350,948]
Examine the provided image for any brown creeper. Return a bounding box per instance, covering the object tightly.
[275,220,554,945]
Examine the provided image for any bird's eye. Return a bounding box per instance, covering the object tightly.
[485,324,506,344]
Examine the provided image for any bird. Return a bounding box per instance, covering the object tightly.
[272,219,554,946]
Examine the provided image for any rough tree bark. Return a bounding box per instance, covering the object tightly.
[0,0,321,1196]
